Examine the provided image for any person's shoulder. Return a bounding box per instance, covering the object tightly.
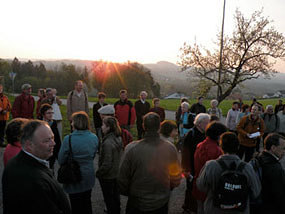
[124,140,139,153]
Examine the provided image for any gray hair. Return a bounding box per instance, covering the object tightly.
[266,105,273,110]
[211,99,218,106]
[181,102,190,109]
[194,113,211,126]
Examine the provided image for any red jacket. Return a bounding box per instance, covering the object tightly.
[3,142,21,167]
[192,137,223,201]
[12,93,35,119]
[114,99,136,126]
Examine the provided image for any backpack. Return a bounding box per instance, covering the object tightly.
[249,157,263,207]
[214,159,249,211]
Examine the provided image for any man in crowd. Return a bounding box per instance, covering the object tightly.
[67,80,89,130]
[190,96,206,115]
[181,113,210,213]
[12,83,35,119]
[0,84,11,147]
[259,133,285,214]
[93,92,107,150]
[237,104,265,162]
[135,91,150,139]
[2,120,71,214]
[261,105,280,140]
[114,89,136,131]
[118,112,181,213]
[197,132,261,214]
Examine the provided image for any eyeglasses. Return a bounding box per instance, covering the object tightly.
[46,112,54,114]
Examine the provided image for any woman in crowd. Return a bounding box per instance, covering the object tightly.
[160,120,178,144]
[207,99,222,119]
[36,88,46,119]
[3,118,28,167]
[40,103,61,170]
[96,116,123,214]
[58,111,98,214]
[149,98,165,122]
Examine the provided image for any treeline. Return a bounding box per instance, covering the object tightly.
[91,61,160,98]
[0,58,160,98]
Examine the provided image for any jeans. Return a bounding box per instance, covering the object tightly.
[69,189,92,214]
[99,179,120,214]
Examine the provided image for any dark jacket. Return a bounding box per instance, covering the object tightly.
[11,93,35,119]
[182,127,206,175]
[2,151,71,214]
[93,102,107,128]
[96,132,123,179]
[114,99,136,126]
[259,151,285,214]
[149,107,165,122]
[261,113,280,133]
[118,132,181,211]
[135,100,150,123]
[190,103,206,115]
[48,121,61,164]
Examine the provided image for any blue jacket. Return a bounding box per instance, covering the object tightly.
[58,130,98,194]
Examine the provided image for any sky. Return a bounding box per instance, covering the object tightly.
[1,0,285,70]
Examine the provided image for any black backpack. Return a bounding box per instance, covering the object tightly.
[214,159,249,211]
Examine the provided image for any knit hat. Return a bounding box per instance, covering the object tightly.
[21,83,32,90]
[98,105,115,115]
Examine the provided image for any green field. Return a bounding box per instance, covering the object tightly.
[6,95,284,141]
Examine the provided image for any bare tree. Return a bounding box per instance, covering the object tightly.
[179,9,285,103]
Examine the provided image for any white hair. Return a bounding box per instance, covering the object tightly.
[140,91,148,96]
[266,105,273,110]
[181,102,190,109]
[211,99,218,107]
[194,113,211,126]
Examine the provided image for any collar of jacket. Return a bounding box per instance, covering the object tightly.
[205,136,219,145]
[71,129,90,135]
[118,99,129,105]
[144,131,160,139]
[263,150,279,161]
[103,132,116,141]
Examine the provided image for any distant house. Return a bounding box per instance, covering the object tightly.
[163,92,189,99]
[262,93,275,99]
[263,91,284,99]
[276,90,285,97]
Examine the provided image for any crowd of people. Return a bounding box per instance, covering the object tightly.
[1,80,285,214]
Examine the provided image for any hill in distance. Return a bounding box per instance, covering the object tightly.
[10,58,285,97]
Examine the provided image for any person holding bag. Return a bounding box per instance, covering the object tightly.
[96,116,123,214]
[58,111,98,214]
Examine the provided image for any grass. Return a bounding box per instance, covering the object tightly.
[6,95,284,141]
